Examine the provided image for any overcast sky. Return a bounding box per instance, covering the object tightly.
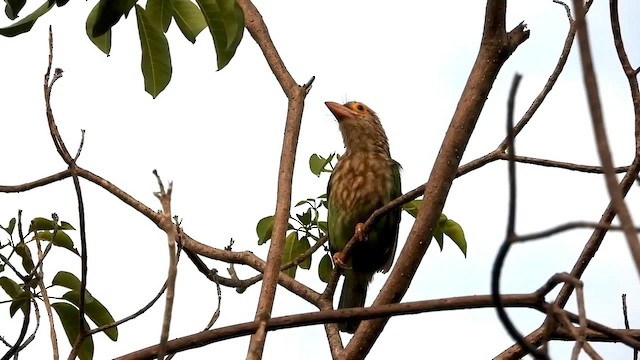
[1,0,640,359]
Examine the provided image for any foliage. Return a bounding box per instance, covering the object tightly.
[0,0,245,97]
[256,153,468,283]
[0,215,117,360]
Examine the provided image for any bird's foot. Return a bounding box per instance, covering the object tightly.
[333,252,348,269]
[355,223,368,241]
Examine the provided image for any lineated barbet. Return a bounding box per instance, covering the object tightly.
[325,101,401,333]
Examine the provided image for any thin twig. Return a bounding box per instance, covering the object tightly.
[153,170,178,360]
[515,221,640,242]
[34,235,58,360]
[573,0,640,277]
[491,73,548,359]
[622,294,638,360]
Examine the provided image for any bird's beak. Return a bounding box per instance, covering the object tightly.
[325,101,357,122]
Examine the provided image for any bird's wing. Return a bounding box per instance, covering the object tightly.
[381,160,402,273]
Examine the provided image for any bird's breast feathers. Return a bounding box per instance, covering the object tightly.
[329,153,395,213]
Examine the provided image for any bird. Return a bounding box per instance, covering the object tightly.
[325,100,401,333]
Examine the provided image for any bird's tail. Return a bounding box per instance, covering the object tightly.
[338,271,371,333]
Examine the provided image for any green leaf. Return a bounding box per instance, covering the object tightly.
[51,271,95,303]
[441,218,467,257]
[256,215,273,245]
[1,217,16,235]
[9,292,28,317]
[294,199,309,207]
[309,154,325,176]
[52,271,82,292]
[15,242,34,273]
[91,0,136,37]
[86,2,111,55]
[0,276,22,298]
[29,217,56,232]
[0,0,52,37]
[63,291,118,341]
[34,230,79,255]
[136,4,172,98]
[318,254,333,283]
[4,0,26,20]
[52,302,94,360]
[146,0,173,32]
[309,154,336,176]
[0,277,27,317]
[317,221,328,235]
[295,236,311,270]
[195,0,244,70]
[59,221,75,230]
[433,226,443,251]
[402,199,423,218]
[172,0,206,43]
[297,209,312,227]
[281,232,298,278]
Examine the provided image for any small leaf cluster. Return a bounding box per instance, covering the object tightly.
[1,0,245,98]
[402,199,467,256]
[0,215,117,360]
[255,153,338,281]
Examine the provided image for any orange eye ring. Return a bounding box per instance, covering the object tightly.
[356,104,365,111]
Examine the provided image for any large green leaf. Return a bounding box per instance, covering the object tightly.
[136,4,172,98]
[195,0,244,70]
[0,0,52,37]
[52,271,82,292]
[63,291,118,341]
[52,302,94,360]
[172,0,206,43]
[4,0,26,20]
[86,1,111,55]
[146,0,172,32]
[91,0,136,37]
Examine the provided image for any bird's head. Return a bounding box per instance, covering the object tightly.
[325,101,390,155]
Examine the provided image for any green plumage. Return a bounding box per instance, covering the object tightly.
[325,101,401,333]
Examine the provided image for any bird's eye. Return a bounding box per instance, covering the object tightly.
[356,104,365,111]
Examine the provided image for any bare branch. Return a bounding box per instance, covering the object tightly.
[233,1,315,357]
[152,170,178,360]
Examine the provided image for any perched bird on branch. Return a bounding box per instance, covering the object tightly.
[325,101,402,333]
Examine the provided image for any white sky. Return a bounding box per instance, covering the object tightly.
[1,0,640,359]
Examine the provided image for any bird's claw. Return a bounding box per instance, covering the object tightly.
[355,223,367,241]
[333,252,348,269]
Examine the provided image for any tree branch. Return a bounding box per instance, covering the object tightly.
[340,1,529,357]
[233,1,315,358]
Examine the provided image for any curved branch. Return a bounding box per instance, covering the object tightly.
[115,293,542,360]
